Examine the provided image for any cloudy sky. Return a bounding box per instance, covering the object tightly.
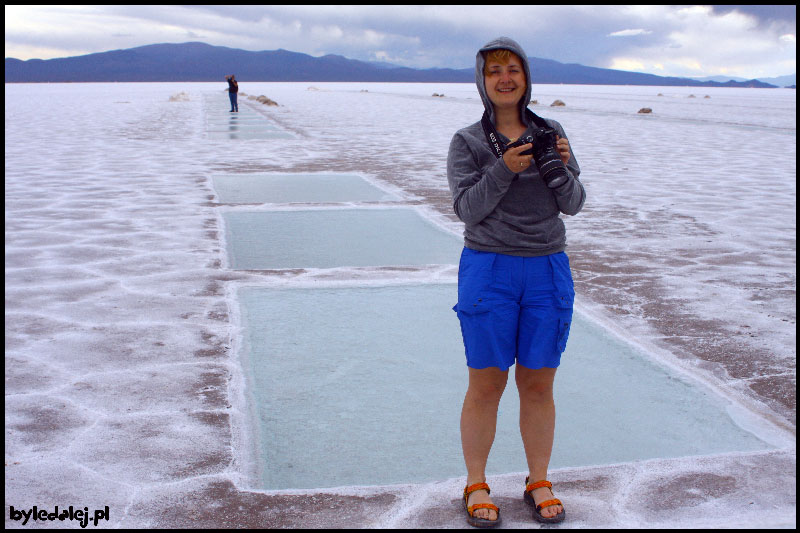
[4,5,796,79]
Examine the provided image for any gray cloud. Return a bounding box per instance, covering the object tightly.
[4,5,796,78]
[710,5,796,26]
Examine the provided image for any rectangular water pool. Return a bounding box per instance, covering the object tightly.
[207,129,294,140]
[238,284,771,490]
[205,95,294,140]
[212,173,400,204]
[223,208,463,269]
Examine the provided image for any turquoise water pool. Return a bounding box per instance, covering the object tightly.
[238,284,770,490]
[223,208,463,269]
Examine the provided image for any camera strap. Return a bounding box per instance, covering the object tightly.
[481,108,549,159]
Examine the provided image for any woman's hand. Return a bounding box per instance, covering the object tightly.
[503,142,533,172]
[556,136,570,165]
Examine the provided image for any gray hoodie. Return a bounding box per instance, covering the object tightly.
[447,36,585,256]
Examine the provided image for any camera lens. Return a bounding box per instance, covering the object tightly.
[530,129,569,188]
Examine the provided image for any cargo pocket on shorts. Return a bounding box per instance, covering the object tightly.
[455,248,496,316]
[549,252,575,354]
[554,288,574,353]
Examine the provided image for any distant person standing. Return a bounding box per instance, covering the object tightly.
[226,74,238,112]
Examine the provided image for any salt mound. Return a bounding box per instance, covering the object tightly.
[253,95,278,106]
[551,99,566,106]
[168,92,190,102]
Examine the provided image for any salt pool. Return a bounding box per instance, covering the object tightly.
[212,173,401,204]
[204,93,294,140]
[238,284,771,490]
[208,129,292,141]
[223,208,463,269]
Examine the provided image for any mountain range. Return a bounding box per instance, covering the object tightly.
[4,42,791,88]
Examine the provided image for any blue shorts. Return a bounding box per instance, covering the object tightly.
[453,247,575,371]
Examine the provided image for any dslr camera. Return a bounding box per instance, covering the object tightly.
[507,128,569,188]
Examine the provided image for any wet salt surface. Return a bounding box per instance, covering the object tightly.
[4,82,795,528]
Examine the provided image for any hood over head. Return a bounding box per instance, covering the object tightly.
[476,36,532,127]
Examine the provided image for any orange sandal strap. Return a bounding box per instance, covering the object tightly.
[535,498,562,512]
[525,479,553,492]
[467,503,500,516]
[464,482,491,496]
[464,483,499,518]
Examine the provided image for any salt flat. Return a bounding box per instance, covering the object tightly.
[4,82,795,528]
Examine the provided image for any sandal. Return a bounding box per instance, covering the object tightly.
[524,477,566,524]
[464,482,502,528]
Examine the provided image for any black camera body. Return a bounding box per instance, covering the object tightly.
[506,128,569,188]
[506,133,536,155]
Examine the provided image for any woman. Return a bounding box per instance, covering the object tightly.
[447,36,585,527]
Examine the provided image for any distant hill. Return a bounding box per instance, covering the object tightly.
[4,42,782,88]
[691,74,795,87]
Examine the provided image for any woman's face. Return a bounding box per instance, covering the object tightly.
[484,52,526,111]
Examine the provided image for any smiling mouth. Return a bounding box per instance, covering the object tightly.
[497,87,516,93]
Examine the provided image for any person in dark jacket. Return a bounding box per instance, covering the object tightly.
[226,74,238,112]
[449,37,585,527]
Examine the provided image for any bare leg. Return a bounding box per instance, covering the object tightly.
[461,366,508,521]
[516,365,563,518]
